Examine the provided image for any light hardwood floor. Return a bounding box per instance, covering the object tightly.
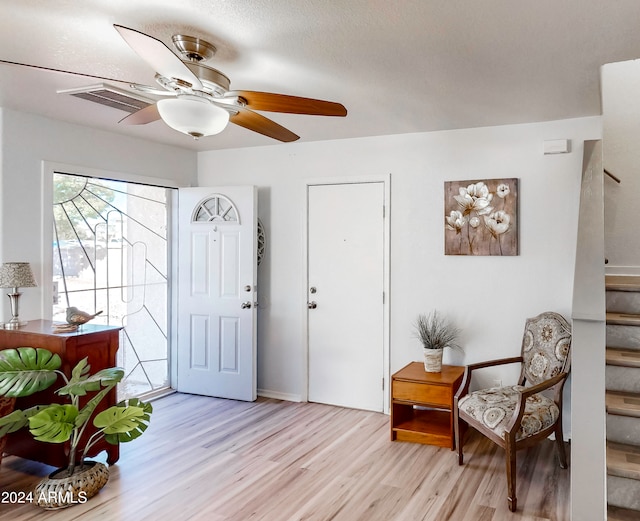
[0,394,569,521]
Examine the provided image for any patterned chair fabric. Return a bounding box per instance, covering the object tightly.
[521,313,571,386]
[457,385,559,441]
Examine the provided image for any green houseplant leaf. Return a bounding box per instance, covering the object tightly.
[28,404,78,443]
[54,356,91,395]
[0,405,48,437]
[0,348,61,398]
[96,398,153,444]
[57,367,124,397]
[74,381,118,429]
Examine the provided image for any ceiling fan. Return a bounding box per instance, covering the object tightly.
[4,24,348,142]
[113,25,347,141]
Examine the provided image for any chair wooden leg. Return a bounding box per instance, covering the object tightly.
[505,442,517,512]
[454,405,463,465]
[554,421,568,469]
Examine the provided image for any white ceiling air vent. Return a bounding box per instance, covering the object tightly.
[58,84,152,113]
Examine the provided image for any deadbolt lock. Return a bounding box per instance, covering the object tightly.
[310,287,317,294]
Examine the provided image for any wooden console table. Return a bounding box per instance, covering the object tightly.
[0,320,122,467]
[390,362,464,449]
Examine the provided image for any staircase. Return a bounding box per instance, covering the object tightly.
[606,275,640,520]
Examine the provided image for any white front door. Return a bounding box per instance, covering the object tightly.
[177,186,257,401]
[307,181,386,412]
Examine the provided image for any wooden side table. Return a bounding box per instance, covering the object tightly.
[390,362,464,449]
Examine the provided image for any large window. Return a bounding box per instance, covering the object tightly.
[52,172,171,399]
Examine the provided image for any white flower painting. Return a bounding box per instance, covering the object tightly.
[444,178,519,256]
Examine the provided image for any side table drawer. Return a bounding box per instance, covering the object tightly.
[392,379,451,407]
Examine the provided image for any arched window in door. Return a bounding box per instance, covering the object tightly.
[192,194,240,223]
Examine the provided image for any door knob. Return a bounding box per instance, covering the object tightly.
[241,301,252,309]
[307,301,317,309]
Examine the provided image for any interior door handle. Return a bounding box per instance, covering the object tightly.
[307,301,317,309]
[241,301,252,309]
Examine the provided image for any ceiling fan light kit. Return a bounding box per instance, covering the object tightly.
[157,95,229,138]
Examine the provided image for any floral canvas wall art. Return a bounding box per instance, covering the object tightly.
[444,178,519,256]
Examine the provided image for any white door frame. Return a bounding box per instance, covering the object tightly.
[302,174,391,413]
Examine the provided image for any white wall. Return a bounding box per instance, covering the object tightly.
[0,107,197,322]
[602,60,640,274]
[198,117,602,407]
[0,107,603,412]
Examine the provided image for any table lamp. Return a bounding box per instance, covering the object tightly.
[0,262,37,329]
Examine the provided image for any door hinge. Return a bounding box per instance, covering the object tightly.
[382,378,385,390]
[382,291,385,304]
[382,205,386,218]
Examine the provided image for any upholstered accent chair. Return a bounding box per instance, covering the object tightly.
[453,311,572,512]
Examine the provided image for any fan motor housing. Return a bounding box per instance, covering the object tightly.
[172,34,216,62]
[183,62,230,95]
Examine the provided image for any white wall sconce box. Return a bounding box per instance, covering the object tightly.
[543,139,571,154]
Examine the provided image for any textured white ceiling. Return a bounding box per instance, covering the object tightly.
[1,0,640,151]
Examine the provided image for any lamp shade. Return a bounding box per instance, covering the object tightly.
[157,95,230,139]
[0,262,37,288]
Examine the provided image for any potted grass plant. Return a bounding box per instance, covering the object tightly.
[0,347,152,509]
[414,311,462,372]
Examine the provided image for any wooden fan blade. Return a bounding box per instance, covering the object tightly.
[0,59,132,84]
[114,25,203,90]
[118,104,161,125]
[227,91,347,116]
[230,108,299,142]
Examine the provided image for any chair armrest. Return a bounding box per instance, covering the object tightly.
[466,356,524,372]
[519,372,568,400]
[455,356,523,401]
[504,372,569,434]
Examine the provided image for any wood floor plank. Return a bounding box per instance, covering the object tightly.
[0,394,569,520]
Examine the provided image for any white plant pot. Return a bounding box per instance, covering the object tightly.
[423,347,444,372]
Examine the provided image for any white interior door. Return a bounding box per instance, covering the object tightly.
[177,186,257,401]
[307,181,386,412]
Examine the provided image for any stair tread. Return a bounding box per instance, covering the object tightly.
[608,443,640,479]
[607,312,640,326]
[607,276,640,292]
[608,505,640,521]
[607,279,640,515]
[607,348,640,368]
[607,391,640,417]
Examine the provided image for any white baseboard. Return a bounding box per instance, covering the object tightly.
[606,265,640,276]
[257,389,303,402]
